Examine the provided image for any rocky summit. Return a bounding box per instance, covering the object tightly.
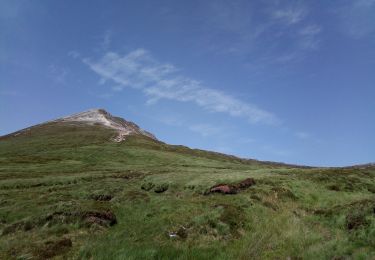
[56,109,157,142]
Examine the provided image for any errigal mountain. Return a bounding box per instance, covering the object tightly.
[0,109,374,259]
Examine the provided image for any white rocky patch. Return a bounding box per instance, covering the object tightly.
[54,109,156,142]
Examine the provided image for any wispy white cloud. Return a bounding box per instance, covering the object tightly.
[268,3,322,60]
[272,6,307,25]
[256,23,321,66]
[200,1,263,55]
[49,64,68,84]
[207,1,253,34]
[169,1,321,69]
[227,2,321,67]
[68,50,80,59]
[299,24,321,50]
[84,49,176,89]
[337,0,375,39]
[100,30,112,50]
[83,49,279,125]
[111,85,124,92]
[272,51,301,64]
[299,24,321,36]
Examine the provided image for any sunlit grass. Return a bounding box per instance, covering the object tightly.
[0,123,374,259]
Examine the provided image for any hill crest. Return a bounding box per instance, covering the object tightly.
[54,108,156,142]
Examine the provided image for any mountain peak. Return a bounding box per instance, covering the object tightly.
[56,108,156,142]
[61,108,110,121]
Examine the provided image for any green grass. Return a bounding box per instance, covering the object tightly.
[0,122,374,259]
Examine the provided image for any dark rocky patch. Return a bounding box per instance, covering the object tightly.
[1,219,36,235]
[0,209,117,235]
[141,182,169,193]
[367,184,375,193]
[210,185,236,194]
[45,209,117,227]
[209,178,256,195]
[90,194,113,201]
[2,221,28,235]
[169,226,188,239]
[176,226,188,239]
[346,211,369,230]
[327,184,342,191]
[154,183,169,193]
[82,210,117,226]
[312,198,374,231]
[34,238,72,259]
[141,182,155,191]
[236,178,256,189]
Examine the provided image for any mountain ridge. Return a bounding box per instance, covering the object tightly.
[0,108,373,169]
[2,108,157,142]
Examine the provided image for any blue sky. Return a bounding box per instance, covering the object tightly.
[1,0,375,166]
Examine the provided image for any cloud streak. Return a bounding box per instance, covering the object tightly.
[337,0,375,39]
[272,6,306,25]
[83,49,279,125]
[298,24,321,50]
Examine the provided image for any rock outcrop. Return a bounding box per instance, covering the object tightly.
[55,108,157,142]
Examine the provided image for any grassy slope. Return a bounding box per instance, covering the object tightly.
[0,122,374,259]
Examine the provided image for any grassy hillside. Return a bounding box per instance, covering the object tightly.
[0,122,374,259]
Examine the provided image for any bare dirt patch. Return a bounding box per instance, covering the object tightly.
[209,178,256,195]
[33,238,72,259]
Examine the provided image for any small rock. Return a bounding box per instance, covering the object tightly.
[168,232,177,238]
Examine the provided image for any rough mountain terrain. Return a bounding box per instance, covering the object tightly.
[0,109,374,259]
[6,109,156,143]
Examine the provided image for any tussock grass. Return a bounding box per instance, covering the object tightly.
[0,123,374,259]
